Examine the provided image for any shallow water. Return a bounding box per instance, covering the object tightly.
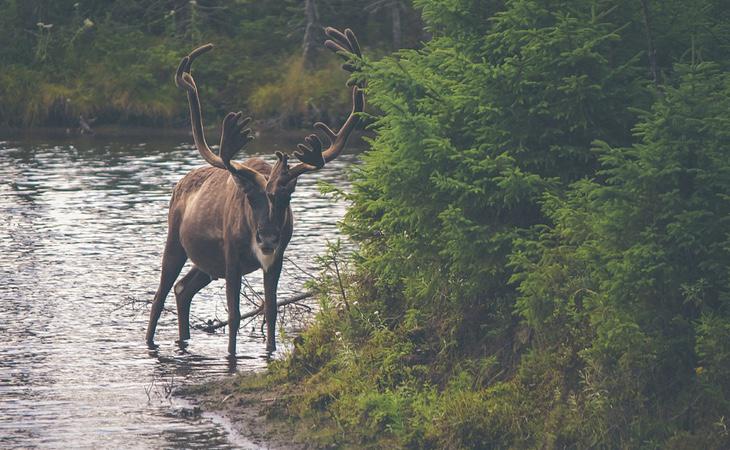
[0,131,357,449]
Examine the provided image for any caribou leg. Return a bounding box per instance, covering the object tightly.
[146,233,187,347]
[174,266,212,342]
[225,268,243,356]
[263,258,283,352]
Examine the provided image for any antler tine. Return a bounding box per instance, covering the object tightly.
[219,112,242,165]
[189,43,214,61]
[219,112,255,168]
[324,27,347,42]
[175,44,213,89]
[314,122,337,141]
[344,29,362,57]
[324,27,362,59]
[325,27,364,87]
[175,56,190,89]
[293,134,325,168]
[324,39,350,57]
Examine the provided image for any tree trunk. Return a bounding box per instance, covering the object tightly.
[302,0,319,70]
[391,3,402,50]
[639,0,658,85]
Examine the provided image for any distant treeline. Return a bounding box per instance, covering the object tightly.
[0,0,423,128]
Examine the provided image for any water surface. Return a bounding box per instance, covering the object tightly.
[0,131,356,449]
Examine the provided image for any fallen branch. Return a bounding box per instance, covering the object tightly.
[194,291,313,333]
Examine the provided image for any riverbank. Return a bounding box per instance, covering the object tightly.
[0,125,190,140]
[177,373,309,450]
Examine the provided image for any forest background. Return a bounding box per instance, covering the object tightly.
[0,0,422,128]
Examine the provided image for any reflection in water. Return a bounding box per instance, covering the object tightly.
[0,133,357,449]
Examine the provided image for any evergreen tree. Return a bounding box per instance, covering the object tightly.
[513,62,730,447]
[272,1,730,448]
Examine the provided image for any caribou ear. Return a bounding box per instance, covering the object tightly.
[230,172,262,193]
[286,177,298,193]
[275,151,297,192]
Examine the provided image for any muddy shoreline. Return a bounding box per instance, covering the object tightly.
[176,374,309,450]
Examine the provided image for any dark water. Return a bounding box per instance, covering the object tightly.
[0,131,356,449]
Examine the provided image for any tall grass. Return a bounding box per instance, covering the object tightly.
[249,55,350,128]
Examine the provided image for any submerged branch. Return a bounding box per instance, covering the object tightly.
[193,292,313,333]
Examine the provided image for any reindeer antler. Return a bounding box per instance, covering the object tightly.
[176,45,266,187]
[294,134,325,169]
[269,28,365,189]
[324,27,362,67]
[219,111,254,170]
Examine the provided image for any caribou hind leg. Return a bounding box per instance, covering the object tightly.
[174,266,212,342]
[146,232,187,347]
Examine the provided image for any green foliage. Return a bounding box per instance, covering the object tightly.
[249,56,349,127]
[511,62,730,447]
[258,1,730,449]
[0,1,286,126]
[346,0,653,365]
[0,0,423,127]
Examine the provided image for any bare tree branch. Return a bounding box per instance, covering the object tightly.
[194,292,313,333]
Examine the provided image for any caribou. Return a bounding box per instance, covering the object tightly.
[145,28,364,355]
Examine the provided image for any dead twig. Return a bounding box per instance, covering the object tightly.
[194,292,313,333]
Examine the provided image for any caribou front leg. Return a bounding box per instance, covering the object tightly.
[263,258,283,352]
[225,267,242,356]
